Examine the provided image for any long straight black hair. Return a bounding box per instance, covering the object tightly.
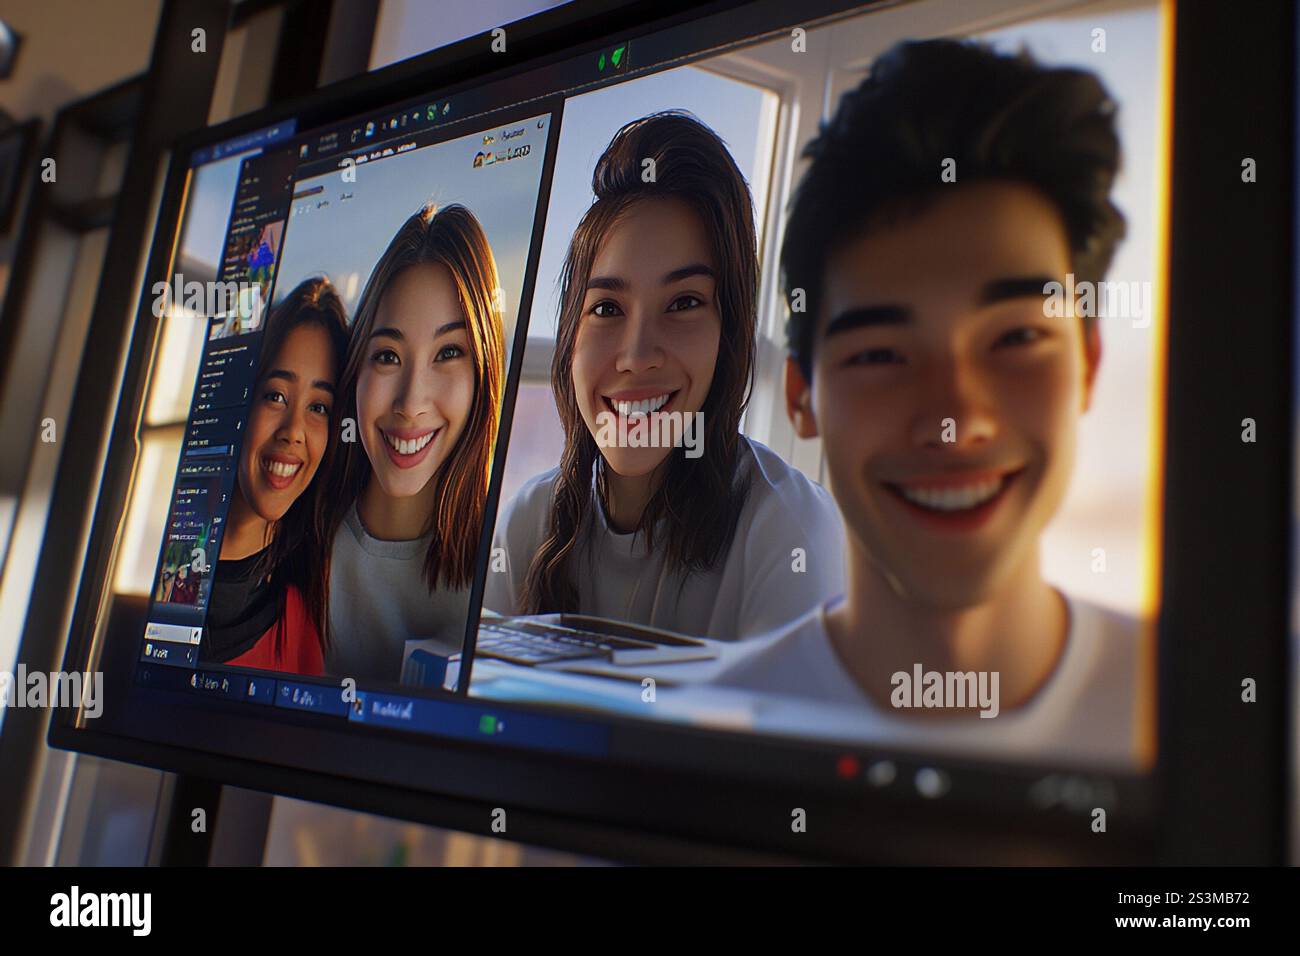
[250,276,349,652]
[522,111,758,613]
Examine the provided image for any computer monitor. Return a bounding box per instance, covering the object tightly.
[38,0,1293,864]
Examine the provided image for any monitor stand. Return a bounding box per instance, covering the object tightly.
[155,775,274,866]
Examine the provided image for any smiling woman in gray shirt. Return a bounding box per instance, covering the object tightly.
[326,503,470,681]
[489,113,846,640]
[319,203,505,684]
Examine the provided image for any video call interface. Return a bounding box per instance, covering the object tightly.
[132,0,1166,774]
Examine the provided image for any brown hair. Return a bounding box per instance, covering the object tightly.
[250,276,349,653]
[522,111,758,613]
[321,203,505,634]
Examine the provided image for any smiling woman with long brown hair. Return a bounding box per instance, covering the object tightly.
[485,111,844,640]
[321,202,505,681]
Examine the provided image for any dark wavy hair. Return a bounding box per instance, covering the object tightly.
[782,38,1127,379]
[321,203,505,633]
[250,276,349,653]
[521,111,758,613]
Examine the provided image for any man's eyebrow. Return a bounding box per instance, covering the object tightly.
[663,263,715,284]
[979,276,1057,305]
[312,380,335,395]
[824,305,910,338]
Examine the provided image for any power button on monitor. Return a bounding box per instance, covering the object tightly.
[915,767,950,799]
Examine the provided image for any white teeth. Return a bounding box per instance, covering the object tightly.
[898,477,1005,512]
[611,393,671,417]
[384,431,434,456]
[263,459,301,479]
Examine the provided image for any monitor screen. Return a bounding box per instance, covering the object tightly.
[55,0,1181,861]
[470,4,1167,775]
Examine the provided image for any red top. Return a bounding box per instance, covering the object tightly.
[227,585,324,676]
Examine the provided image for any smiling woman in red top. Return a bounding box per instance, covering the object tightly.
[200,277,349,675]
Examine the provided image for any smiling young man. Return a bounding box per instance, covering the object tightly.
[718,40,1143,765]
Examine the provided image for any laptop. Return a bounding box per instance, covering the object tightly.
[475,613,717,667]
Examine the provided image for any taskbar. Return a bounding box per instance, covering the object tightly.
[134,660,609,758]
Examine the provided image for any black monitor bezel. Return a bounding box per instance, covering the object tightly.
[39,0,1295,865]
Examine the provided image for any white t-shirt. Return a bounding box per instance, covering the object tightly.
[715,592,1145,767]
[483,437,846,641]
[325,503,470,683]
